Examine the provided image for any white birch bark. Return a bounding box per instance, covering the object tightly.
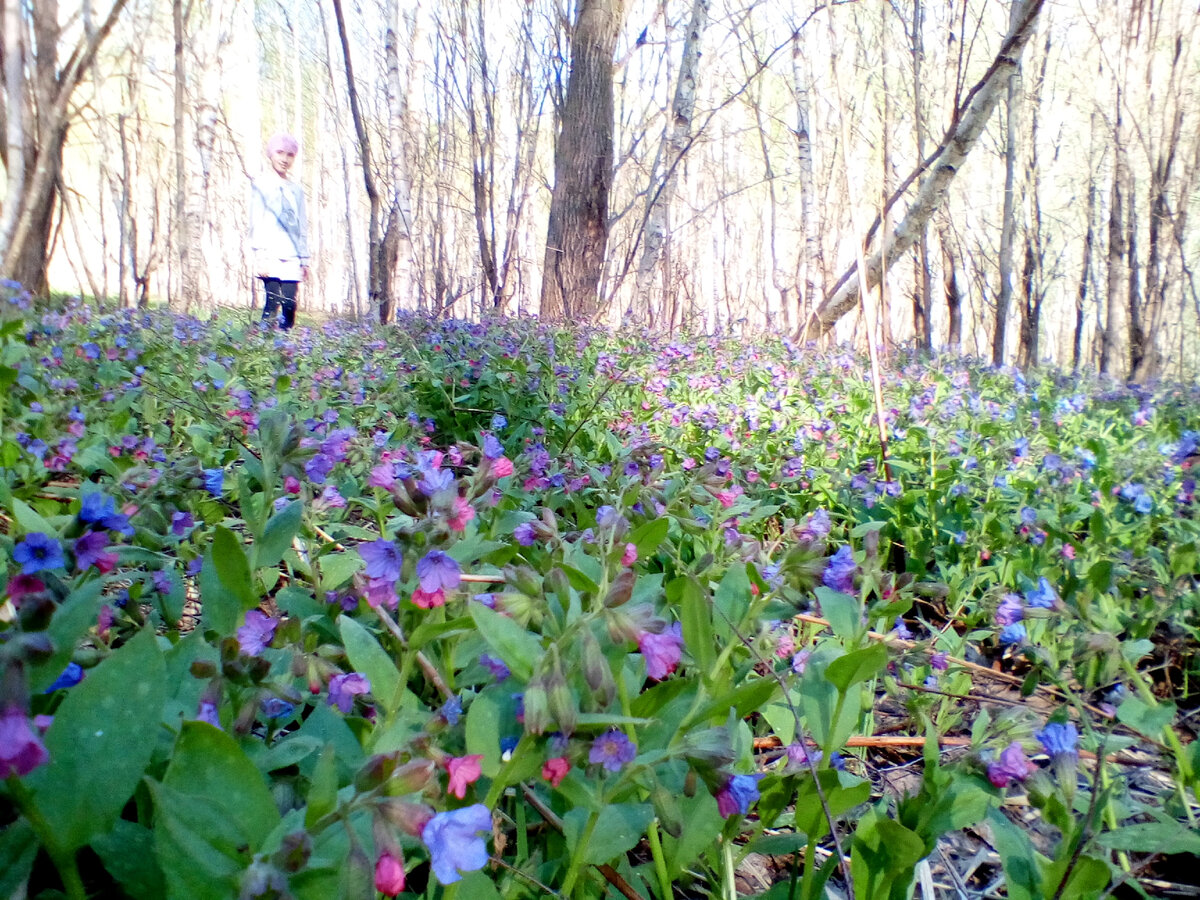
[808,0,1046,339]
[634,0,710,309]
[790,27,819,327]
[0,0,27,257]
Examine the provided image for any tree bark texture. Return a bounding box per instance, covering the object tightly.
[540,0,625,322]
[805,0,1045,340]
[993,2,1022,367]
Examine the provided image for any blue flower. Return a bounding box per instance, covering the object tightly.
[14,533,65,574]
[261,698,296,719]
[359,539,403,583]
[589,730,636,773]
[1035,722,1079,760]
[715,773,764,817]
[999,623,1026,645]
[439,695,463,726]
[1025,577,1057,609]
[417,550,461,593]
[45,662,85,692]
[422,804,492,885]
[203,468,224,497]
[490,414,507,431]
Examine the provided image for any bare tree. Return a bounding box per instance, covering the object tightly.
[803,0,1046,341]
[1,0,131,292]
[540,0,626,321]
[992,1,1022,366]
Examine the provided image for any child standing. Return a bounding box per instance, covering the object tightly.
[249,133,309,329]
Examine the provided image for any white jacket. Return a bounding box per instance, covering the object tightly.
[249,173,309,281]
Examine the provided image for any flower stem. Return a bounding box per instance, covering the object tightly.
[559,808,599,896]
[646,818,672,900]
[7,776,86,900]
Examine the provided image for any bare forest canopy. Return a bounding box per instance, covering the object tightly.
[1,0,1198,381]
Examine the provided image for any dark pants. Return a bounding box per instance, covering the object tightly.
[260,278,298,329]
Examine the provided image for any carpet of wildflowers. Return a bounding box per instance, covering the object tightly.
[2,285,1199,898]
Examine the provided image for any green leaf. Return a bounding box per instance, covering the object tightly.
[986,808,1041,900]
[469,601,542,682]
[628,516,670,557]
[10,495,59,536]
[154,722,282,900]
[317,550,363,590]
[338,615,402,714]
[211,526,258,608]
[305,745,339,828]
[27,579,104,693]
[672,576,715,678]
[713,563,752,637]
[91,820,166,899]
[815,585,862,641]
[199,547,241,636]
[1095,823,1200,855]
[465,687,506,777]
[686,677,778,728]
[850,520,888,538]
[792,772,871,840]
[850,810,926,900]
[563,803,655,865]
[255,501,303,569]
[1116,695,1176,736]
[825,644,889,693]
[0,820,38,899]
[25,628,166,850]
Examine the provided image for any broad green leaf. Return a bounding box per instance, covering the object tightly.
[986,808,1041,900]
[91,820,166,899]
[317,550,363,589]
[0,820,37,899]
[662,791,722,878]
[25,628,166,850]
[672,576,715,677]
[199,547,241,636]
[28,579,104,693]
[465,686,505,777]
[850,810,925,900]
[1095,823,1200,855]
[10,495,57,536]
[713,563,752,637]
[628,516,670,557]
[792,771,872,839]
[305,745,338,828]
[255,500,303,569]
[825,643,889,693]
[1116,695,1176,736]
[339,615,402,714]
[563,803,654,865]
[155,722,282,900]
[815,586,862,642]
[210,526,258,609]
[469,601,542,682]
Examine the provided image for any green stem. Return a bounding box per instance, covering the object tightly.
[646,818,673,900]
[799,833,820,900]
[560,808,599,896]
[7,776,86,900]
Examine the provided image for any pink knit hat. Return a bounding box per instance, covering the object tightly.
[267,132,299,156]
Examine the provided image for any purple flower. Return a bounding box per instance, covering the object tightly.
[195,699,221,728]
[73,531,117,572]
[987,742,1032,788]
[0,706,50,777]
[513,523,537,546]
[422,804,492,885]
[317,485,347,508]
[417,550,461,593]
[260,698,295,719]
[996,594,1024,625]
[715,773,763,817]
[440,695,463,726]
[359,539,403,583]
[589,730,636,773]
[1035,722,1079,760]
[930,652,949,671]
[328,673,371,713]
[480,654,510,681]
[822,545,857,594]
[367,462,396,490]
[305,452,336,484]
[203,468,224,497]
[638,622,684,680]
[237,610,279,656]
[171,510,195,536]
[1025,577,1057,610]
[418,467,455,497]
[482,433,504,459]
[13,533,65,574]
[785,742,821,771]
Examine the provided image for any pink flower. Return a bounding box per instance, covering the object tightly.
[0,706,50,777]
[1061,544,1076,560]
[412,587,445,609]
[491,457,513,478]
[446,754,484,799]
[374,851,405,895]
[448,496,476,532]
[987,742,1032,788]
[284,476,301,494]
[620,543,637,566]
[364,577,398,610]
[542,757,570,787]
[638,622,684,680]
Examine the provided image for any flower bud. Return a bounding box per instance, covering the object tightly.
[522,679,551,735]
[603,570,636,609]
[505,564,542,598]
[387,758,437,795]
[190,659,218,679]
[543,567,572,602]
[272,830,312,873]
[377,798,435,838]
[355,752,400,792]
[580,631,615,705]
[15,592,56,631]
[544,655,576,736]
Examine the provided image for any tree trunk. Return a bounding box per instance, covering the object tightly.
[384,2,414,313]
[909,0,932,351]
[804,0,1045,340]
[790,27,820,330]
[540,0,625,322]
[172,0,190,309]
[332,0,388,323]
[940,226,962,352]
[634,0,710,320]
[0,0,29,262]
[1073,179,1095,373]
[1,0,131,291]
[993,0,1022,367]
[1100,98,1129,379]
